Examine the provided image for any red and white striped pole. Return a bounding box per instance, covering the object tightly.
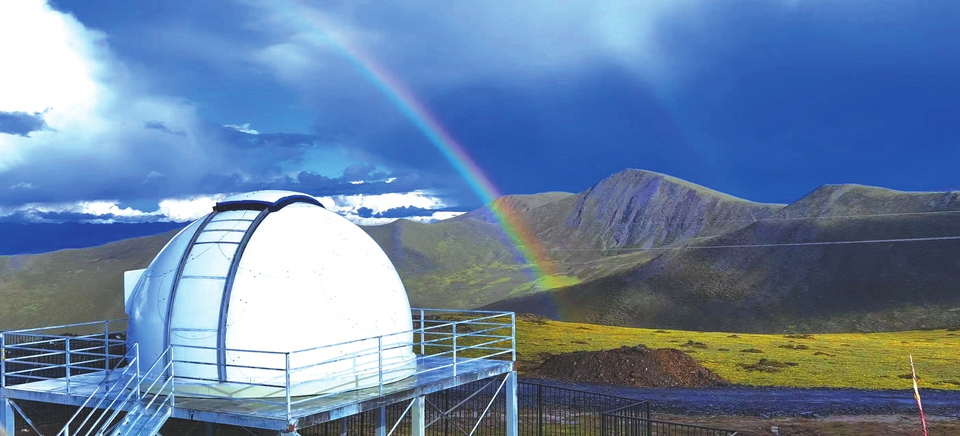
[909,355,928,436]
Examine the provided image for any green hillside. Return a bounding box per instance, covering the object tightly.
[3,169,960,334]
[0,230,175,330]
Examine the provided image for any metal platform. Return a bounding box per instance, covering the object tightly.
[2,356,512,428]
[1,309,518,433]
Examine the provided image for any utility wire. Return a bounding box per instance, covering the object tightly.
[510,208,960,226]
[550,235,960,252]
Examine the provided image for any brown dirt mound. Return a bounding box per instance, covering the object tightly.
[530,345,729,388]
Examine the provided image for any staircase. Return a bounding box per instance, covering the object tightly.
[109,395,172,436]
[58,344,175,436]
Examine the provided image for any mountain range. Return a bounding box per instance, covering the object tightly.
[2,169,959,333]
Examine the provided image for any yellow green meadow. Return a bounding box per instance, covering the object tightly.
[514,316,960,390]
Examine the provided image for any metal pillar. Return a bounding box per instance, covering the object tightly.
[375,405,387,436]
[412,396,425,436]
[1,397,14,436]
[506,371,518,436]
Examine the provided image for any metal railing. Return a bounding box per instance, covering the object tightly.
[601,405,737,436]
[113,346,175,434]
[1,319,128,389]
[56,342,142,436]
[167,309,515,421]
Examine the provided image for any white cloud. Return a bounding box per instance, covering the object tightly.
[0,1,103,115]
[9,182,35,190]
[316,191,445,215]
[0,200,153,223]
[224,123,260,135]
[0,191,463,224]
[244,1,708,93]
[157,195,225,222]
[0,1,289,205]
[342,211,465,226]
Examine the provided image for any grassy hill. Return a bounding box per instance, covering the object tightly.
[514,315,960,390]
[489,183,960,332]
[0,230,176,330]
[3,169,960,334]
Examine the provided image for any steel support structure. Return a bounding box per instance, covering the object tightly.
[1,397,14,436]
[411,396,425,436]
[506,371,518,436]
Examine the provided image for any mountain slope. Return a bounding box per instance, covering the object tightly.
[362,217,531,308]
[524,169,785,259]
[0,230,177,330]
[5,171,960,334]
[489,184,960,332]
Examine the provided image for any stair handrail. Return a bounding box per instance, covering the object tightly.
[112,345,174,435]
[78,349,144,436]
[57,343,140,436]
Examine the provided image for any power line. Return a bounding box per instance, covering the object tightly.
[547,235,960,253]
[533,208,960,227]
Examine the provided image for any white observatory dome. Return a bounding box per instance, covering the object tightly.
[123,190,416,398]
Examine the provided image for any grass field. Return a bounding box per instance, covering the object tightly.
[514,316,960,390]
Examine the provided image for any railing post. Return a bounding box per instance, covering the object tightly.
[169,346,176,408]
[510,313,516,362]
[378,336,384,396]
[419,309,425,356]
[65,336,72,395]
[600,414,607,436]
[452,322,457,377]
[135,343,141,401]
[536,384,543,436]
[1,333,6,389]
[285,352,292,421]
[104,322,110,372]
[645,403,652,436]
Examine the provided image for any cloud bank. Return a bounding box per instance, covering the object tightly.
[0,0,452,223]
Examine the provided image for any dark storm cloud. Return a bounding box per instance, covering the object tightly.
[373,206,467,219]
[356,207,374,218]
[0,120,441,210]
[144,121,186,136]
[195,170,433,198]
[0,111,51,137]
[0,210,152,224]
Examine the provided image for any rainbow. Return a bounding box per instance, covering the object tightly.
[286,3,559,281]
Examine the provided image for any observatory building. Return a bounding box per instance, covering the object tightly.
[1,190,518,435]
[123,190,416,398]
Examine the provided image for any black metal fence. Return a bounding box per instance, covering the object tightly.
[601,404,738,436]
[298,379,651,436]
[600,416,738,436]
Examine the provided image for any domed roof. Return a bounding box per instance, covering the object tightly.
[124,190,415,397]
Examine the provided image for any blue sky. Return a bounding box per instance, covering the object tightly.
[1,0,959,225]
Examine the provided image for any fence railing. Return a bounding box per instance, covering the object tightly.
[1,319,128,389]
[601,407,738,436]
[296,380,651,436]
